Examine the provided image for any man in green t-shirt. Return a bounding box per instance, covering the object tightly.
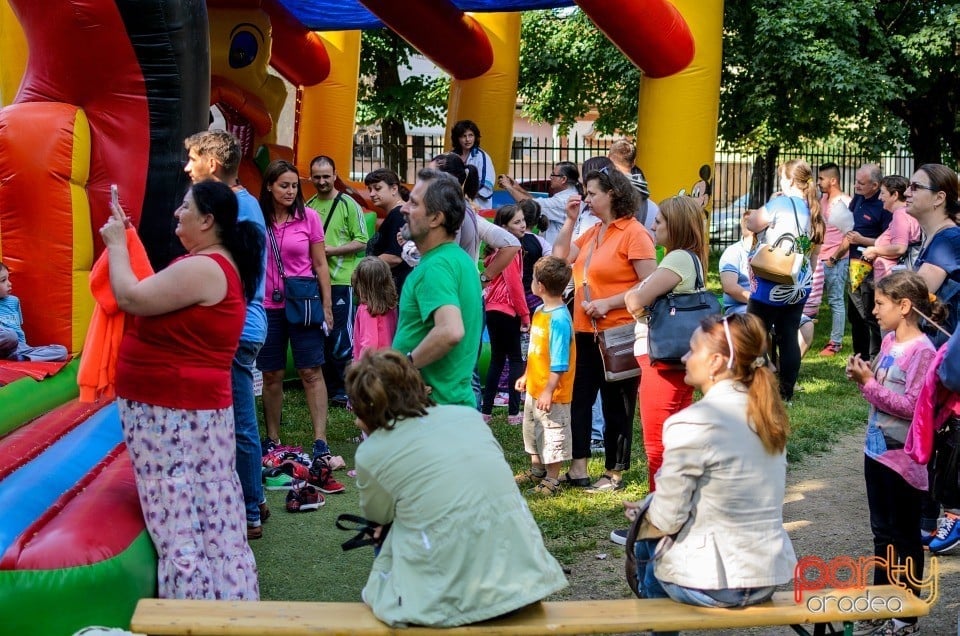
[306,155,369,406]
[393,169,482,408]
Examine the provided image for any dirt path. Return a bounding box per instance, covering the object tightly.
[558,430,960,634]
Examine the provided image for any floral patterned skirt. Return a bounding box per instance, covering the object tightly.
[119,398,259,600]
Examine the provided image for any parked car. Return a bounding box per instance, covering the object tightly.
[709,193,753,247]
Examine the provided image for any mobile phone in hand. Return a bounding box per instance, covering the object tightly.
[110,184,119,209]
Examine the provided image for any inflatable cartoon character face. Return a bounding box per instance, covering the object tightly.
[208,8,287,159]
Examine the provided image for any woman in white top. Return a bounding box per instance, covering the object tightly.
[626,313,796,616]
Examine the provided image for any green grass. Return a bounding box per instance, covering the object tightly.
[251,293,868,601]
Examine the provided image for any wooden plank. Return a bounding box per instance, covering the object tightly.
[131,586,930,636]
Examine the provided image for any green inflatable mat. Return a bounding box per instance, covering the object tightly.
[0,358,80,437]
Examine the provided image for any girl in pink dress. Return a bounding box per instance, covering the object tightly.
[352,256,398,363]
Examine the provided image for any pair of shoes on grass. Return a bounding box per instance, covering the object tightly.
[285,483,325,512]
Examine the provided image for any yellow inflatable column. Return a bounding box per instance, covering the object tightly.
[0,0,27,107]
[296,30,361,178]
[635,0,723,204]
[445,12,519,177]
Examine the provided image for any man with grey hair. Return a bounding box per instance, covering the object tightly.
[845,163,891,361]
[392,169,482,407]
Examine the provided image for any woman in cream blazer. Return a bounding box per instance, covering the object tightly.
[628,313,796,612]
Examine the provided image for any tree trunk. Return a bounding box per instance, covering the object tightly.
[381,117,408,180]
[372,34,408,178]
[749,145,779,208]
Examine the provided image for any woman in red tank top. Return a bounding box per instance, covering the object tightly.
[101,180,264,600]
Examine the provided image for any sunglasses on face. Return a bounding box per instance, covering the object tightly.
[907,182,938,193]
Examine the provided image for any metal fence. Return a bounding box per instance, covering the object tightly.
[351,132,915,246]
[351,132,620,184]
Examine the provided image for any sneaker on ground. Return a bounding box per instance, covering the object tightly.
[921,529,935,548]
[259,501,271,524]
[260,438,278,457]
[309,457,346,494]
[494,392,509,407]
[590,439,605,454]
[263,467,295,491]
[482,413,492,424]
[262,447,304,469]
[609,528,628,546]
[247,523,263,540]
[868,618,919,635]
[285,484,325,512]
[279,459,312,482]
[331,393,349,408]
[819,341,842,357]
[852,618,887,636]
[507,414,522,426]
[929,513,960,554]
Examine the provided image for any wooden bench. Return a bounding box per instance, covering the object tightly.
[130,585,929,635]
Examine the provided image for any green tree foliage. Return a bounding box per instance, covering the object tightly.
[517,9,640,136]
[722,0,960,165]
[515,4,960,165]
[357,29,449,175]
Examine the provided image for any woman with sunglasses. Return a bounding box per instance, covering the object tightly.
[552,168,656,491]
[624,196,709,493]
[624,313,795,623]
[905,163,960,345]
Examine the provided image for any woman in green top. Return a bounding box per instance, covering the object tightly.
[345,349,567,628]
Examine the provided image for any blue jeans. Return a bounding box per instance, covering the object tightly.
[822,257,848,344]
[233,339,265,525]
[591,394,604,442]
[633,538,777,636]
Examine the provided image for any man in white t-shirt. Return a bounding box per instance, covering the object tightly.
[498,162,579,246]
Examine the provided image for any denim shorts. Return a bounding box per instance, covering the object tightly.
[257,308,325,371]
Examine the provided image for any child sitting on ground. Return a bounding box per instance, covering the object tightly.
[514,256,576,496]
[0,262,68,362]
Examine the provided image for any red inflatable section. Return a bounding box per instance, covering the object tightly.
[1,445,143,569]
[0,102,89,350]
[9,0,150,247]
[358,0,494,80]
[575,0,694,78]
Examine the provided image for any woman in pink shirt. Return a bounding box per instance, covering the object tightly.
[864,175,921,281]
[256,160,337,467]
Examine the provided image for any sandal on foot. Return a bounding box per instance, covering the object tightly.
[587,475,624,492]
[515,469,546,487]
[557,471,591,488]
[530,477,562,496]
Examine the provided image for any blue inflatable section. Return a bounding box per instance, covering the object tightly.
[278,0,575,30]
[0,403,122,556]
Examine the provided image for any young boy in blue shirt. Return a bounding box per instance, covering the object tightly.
[0,262,68,361]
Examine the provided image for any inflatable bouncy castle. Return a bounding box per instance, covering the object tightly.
[0,1,722,633]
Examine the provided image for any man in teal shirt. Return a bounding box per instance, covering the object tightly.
[393,169,482,407]
[306,155,368,406]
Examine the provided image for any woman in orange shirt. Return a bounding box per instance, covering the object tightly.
[552,168,656,491]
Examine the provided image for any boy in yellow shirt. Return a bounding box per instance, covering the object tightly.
[515,256,576,495]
